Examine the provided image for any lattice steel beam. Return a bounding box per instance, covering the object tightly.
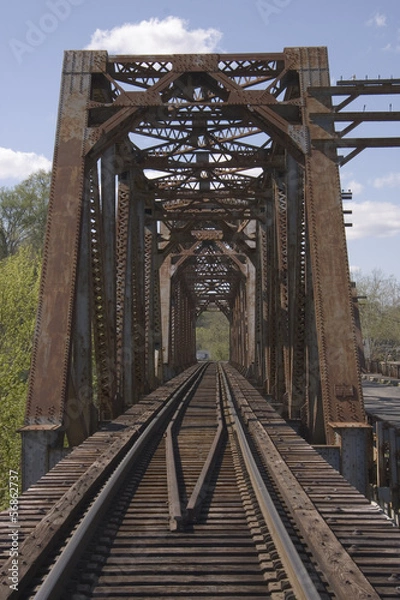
[22,47,399,491]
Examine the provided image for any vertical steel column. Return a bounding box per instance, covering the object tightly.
[117,172,134,407]
[236,284,243,368]
[235,289,241,367]
[159,253,173,379]
[66,175,95,445]
[190,300,197,364]
[88,165,115,420]
[21,51,106,488]
[230,297,235,365]
[243,220,257,374]
[237,279,248,371]
[304,142,366,440]
[266,182,285,400]
[173,280,196,370]
[304,246,323,442]
[273,173,290,409]
[170,276,179,372]
[298,47,365,429]
[183,292,190,367]
[153,245,164,385]
[115,173,129,405]
[235,288,241,368]
[245,260,256,373]
[296,46,369,489]
[263,195,277,395]
[116,170,147,406]
[178,284,185,367]
[101,146,117,389]
[130,172,146,400]
[144,220,160,390]
[254,251,263,386]
[184,293,192,366]
[286,154,306,419]
[181,289,187,366]
[230,290,240,367]
[255,220,268,389]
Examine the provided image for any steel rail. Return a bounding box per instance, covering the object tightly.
[167,365,228,528]
[32,364,207,600]
[219,365,322,600]
[185,370,227,522]
[224,364,382,600]
[165,369,204,530]
[166,417,183,530]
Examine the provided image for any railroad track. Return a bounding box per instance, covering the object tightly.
[1,363,399,599]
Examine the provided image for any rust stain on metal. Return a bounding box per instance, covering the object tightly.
[24,48,400,482]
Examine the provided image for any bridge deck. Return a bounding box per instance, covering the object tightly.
[363,377,400,428]
[362,377,400,524]
[1,364,399,599]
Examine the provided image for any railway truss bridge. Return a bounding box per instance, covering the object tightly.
[1,47,400,598]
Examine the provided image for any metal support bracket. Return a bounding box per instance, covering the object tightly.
[329,422,373,495]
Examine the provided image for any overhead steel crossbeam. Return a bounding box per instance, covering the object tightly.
[20,47,399,493]
[308,77,400,165]
[176,241,244,318]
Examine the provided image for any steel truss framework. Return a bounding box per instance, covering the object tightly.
[21,48,400,491]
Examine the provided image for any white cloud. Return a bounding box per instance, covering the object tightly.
[349,264,362,278]
[382,42,400,53]
[144,169,170,180]
[0,147,52,181]
[367,12,387,28]
[85,17,223,54]
[373,172,400,189]
[342,179,364,195]
[346,200,400,240]
[340,171,364,196]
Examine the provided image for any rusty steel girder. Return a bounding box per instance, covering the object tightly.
[21,47,400,490]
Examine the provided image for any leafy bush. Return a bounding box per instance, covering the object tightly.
[0,247,40,508]
[355,269,400,361]
[196,311,230,360]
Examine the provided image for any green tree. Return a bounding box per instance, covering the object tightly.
[0,170,51,259]
[196,311,230,360]
[0,247,41,508]
[355,269,400,360]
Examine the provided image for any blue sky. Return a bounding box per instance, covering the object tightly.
[0,0,399,279]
